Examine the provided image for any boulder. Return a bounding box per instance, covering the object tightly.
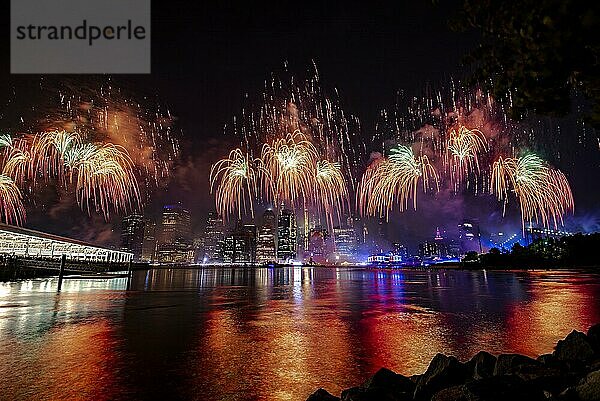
[514,363,574,395]
[554,330,595,363]
[431,376,547,401]
[413,354,468,401]
[493,354,540,376]
[464,375,546,401]
[537,354,555,365]
[588,324,600,354]
[361,367,415,395]
[575,370,600,401]
[466,351,497,380]
[307,388,340,401]
[340,386,409,401]
[431,385,469,401]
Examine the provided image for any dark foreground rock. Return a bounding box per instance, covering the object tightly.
[306,323,600,401]
[307,388,340,401]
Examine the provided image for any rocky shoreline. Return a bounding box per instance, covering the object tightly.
[307,324,600,401]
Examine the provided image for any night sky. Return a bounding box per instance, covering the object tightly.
[1,1,598,249]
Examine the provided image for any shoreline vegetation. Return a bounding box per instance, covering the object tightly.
[306,324,600,401]
[459,233,600,270]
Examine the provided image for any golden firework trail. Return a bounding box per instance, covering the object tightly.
[358,145,439,220]
[30,130,81,182]
[64,143,141,219]
[0,174,25,225]
[259,130,319,208]
[210,148,261,220]
[491,154,574,231]
[446,125,488,191]
[0,135,32,187]
[314,159,349,229]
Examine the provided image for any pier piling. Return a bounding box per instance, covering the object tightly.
[57,254,66,291]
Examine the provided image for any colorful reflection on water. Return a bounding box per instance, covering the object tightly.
[1,267,599,401]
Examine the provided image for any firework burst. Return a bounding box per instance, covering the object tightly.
[259,130,319,208]
[210,149,261,220]
[446,125,488,191]
[491,154,574,231]
[63,143,141,219]
[0,174,25,225]
[358,145,439,220]
[228,64,363,192]
[0,135,32,187]
[314,160,349,229]
[30,130,81,182]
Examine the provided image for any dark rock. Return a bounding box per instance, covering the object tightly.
[466,351,497,380]
[361,367,415,395]
[554,330,595,362]
[307,388,340,401]
[341,386,409,401]
[431,385,469,401]
[432,376,547,401]
[494,354,540,376]
[537,354,555,364]
[413,354,468,401]
[465,375,546,401]
[558,387,579,401]
[588,324,600,354]
[575,370,600,401]
[514,363,574,395]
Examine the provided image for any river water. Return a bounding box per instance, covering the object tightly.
[1,267,599,401]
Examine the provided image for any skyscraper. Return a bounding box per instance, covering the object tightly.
[141,219,157,262]
[277,208,297,261]
[333,226,356,258]
[203,211,224,263]
[308,226,328,264]
[458,219,482,253]
[222,222,257,264]
[120,214,145,261]
[157,203,194,263]
[256,209,276,263]
[237,224,257,263]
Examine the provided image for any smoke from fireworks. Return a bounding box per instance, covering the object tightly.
[491,154,574,231]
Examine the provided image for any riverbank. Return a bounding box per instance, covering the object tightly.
[307,324,600,401]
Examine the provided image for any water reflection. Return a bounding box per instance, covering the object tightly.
[0,268,599,401]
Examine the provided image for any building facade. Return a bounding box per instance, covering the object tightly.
[223,223,257,264]
[277,209,297,261]
[120,214,145,261]
[333,226,356,256]
[256,209,276,263]
[141,219,157,262]
[156,203,194,264]
[203,211,224,263]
